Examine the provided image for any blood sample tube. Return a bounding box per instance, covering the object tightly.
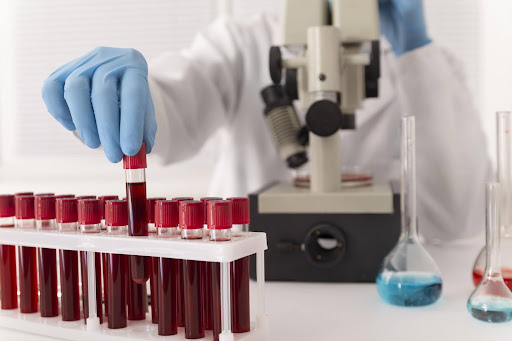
[78,199,103,324]
[15,195,38,313]
[35,195,59,317]
[55,194,75,199]
[35,193,55,197]
[172,196,193,327]
[180,200,205,339]
[200,197,221,330]
[123,143,150,284]
[227,197,251,333]
[207,200,233,341]
[56,198,80,321]
[15,192,34,197]
[147,197,165,324]
[0,195,17,310]
[105,200,128,329]
[99,195,119,321]
[155,200,179,335]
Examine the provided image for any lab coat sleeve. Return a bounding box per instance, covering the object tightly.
[147,14,276,164]
[395,43,492,242]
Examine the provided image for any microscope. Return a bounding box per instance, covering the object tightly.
[249,0,401,282]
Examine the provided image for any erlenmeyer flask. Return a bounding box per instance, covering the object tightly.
[467,183,512,323]
[376,116,442,306]
[473,112,512,290]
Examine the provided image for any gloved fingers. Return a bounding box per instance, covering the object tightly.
[41,79,76,131]
[143,90,157,154]
[64,70,100,148]
[91,64,123,163]
[119,67,148,156]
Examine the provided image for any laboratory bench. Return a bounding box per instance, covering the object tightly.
[0,242,510,340]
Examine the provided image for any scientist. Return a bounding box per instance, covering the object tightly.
[41,0,490,243]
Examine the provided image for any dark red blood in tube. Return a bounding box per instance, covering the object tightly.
[0,245,17,309]
[178,259,185,327]
[183,260,205,339]
[19,246,38,313]
[80,251,103,323]
[39,248,58,317]
[126,182,150,284]
[212,263,222,341]
[231,256,250,332]
[107,254,127,329]
[158,257,178,335]
[127,262,147,320]
[204,263,213,330]
[150,257,159,324]
[60,250,80,320]
[102,253,109,319]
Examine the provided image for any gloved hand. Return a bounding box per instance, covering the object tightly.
[378,0,431,56]
[42,46,156,162]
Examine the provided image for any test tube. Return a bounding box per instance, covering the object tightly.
[0,195,17,310]
[99,195,119,321]
[35,195,59,317]
[123,143,150,284]
[105,200,128,329]
[208,200,233,341]
[78,199,103,324]
[155,200,179,335]
[227,197,251,333]
[180,200,205,339]
[15,195,38,313]
[56,198,80,321]
[147,197,166,325]
[200,197,222,331]
[173,196,194,328]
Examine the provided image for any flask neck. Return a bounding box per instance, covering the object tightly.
[485,183,502,277]
[400,116,418,240]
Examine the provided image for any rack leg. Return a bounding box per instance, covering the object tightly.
[87,251,100,330]
[256,251,268,334]
[219,261,234,341]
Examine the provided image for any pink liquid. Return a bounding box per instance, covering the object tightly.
[158,257,178,335]
[38,248,58,317]
[19,246,38,313]
[0,244,18,309]
[150,257,159,324]
[183,260,205,339]
[473,268,512,290]
[126,182,150,284]
[80,251,103,323]
[107,254,127,329]
[60,250,80,321]
[127,262,147,320]
[231,257,250,333]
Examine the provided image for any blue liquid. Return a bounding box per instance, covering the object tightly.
[467,297,512,323]
[376,272,442,306]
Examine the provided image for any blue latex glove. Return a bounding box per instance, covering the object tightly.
[378,0,431,56]
[42,47,156,162]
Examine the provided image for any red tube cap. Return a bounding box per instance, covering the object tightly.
[173,197,194,202]
[55,194,75,199]
[147,197,166,223]
[123,142,147,169]
[0,194,15,218]
[35,195,56,220]
[179,200,203,229]
[105,200,128,227]
[78,199,100,225]
[15,192,34,197]
[155,200,179,228]
[99,195,119,220]
[227,197,250,224]
[200,197,222,224]
[56,198,78,223]
[207,200,232,230]
[15,195,35,219]
[76,195,97,200]
[35,193,55,197]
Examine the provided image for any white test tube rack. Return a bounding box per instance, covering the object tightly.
[0,228,268,341]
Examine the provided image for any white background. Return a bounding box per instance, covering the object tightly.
[0,0,506,197]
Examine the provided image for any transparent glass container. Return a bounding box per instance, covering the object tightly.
[376,116,442,306]
[473,112,512,290]
[467,183,512,322]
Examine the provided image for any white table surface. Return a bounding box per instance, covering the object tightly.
[1,242,511,340]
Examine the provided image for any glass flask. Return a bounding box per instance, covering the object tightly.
[473,112,512,290]
[376,116,443,306]
[467,183,512,322]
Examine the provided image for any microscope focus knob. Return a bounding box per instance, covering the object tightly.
[305,100,342,137]
[269,46,282,84]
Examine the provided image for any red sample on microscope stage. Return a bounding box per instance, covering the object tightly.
[35,195,59,317]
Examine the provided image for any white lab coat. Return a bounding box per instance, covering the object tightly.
[149,14,491,243]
